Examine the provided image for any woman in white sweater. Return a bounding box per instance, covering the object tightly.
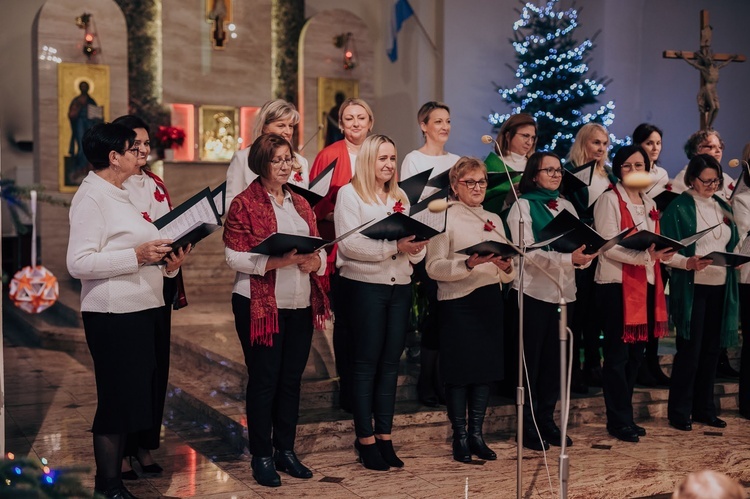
[593,145,675,443]
[426,157,516,462]
[67,123,187,499]
[400,101,459,407]
[334,135,427,471]
[506,152,595,451]
[732,143,750,419]
[225,99,309,206]
[662,154,740,432]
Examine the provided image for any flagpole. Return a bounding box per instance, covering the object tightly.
[410,10,438,54]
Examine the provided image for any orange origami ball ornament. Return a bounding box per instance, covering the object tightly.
[8,265,59,314]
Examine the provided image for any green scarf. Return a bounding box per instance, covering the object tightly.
[660,192,739,347]
[483,151,518,215]
[520,188,560,245]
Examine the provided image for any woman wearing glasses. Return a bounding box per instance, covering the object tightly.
[67,123,187,499]
[593,145,674,442]
[114,115,189,480]
[334,135,427,471]
[224,134,330,487]
[426,157,516,462]
[672,130,735,200]
[662,154,740,432]
[493,113,537,171]
[506,152,595,451]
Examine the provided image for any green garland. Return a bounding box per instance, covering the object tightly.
[113,0,170,135]
[272,0,304,105]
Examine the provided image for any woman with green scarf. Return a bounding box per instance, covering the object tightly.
[662,154,740,432]
[506,151,596,451]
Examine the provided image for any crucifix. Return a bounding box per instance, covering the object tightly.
[663,10,745,130]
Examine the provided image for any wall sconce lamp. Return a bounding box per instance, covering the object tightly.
[75,13,98,59]
[333,32,358,70]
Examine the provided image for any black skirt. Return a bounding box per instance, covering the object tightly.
[438,284,504,385]
[83,308,161,434]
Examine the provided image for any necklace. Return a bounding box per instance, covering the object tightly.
[634,205,645,217]
[695,198,723,240]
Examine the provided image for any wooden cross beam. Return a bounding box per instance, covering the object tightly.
[663,10,746,130]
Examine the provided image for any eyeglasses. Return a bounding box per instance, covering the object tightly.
[457,179,488,190]
[698,144,723,152]
[695,177,720,187]
[123,147,141,156]
[270,157,294,167]
[537,167,563,177]
[621,162,646,171]
[517,133,536,143]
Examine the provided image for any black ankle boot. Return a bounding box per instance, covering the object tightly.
[274,450,312,479]
[354,440,389,471]
[467,384,496,460]
[445,384,471,462]
[251,456,281,487]
[375,438,404,468]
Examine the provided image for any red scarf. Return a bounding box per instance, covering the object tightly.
[223,179,330,346]
[144,170,188,309]
[613,188,668,342]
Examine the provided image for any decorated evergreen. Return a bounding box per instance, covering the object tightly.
[488,0,618,159]
[0,454,92,497]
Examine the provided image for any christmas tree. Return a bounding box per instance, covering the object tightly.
[488,0,618,159]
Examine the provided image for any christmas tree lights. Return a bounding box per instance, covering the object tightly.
[489,0,624,159]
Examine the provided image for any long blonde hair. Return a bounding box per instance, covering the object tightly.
[567,123,609,175]
[351,135,407,205]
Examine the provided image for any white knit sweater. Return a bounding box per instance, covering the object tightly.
[334,183,424,285]
[426,203,516,301]
[67,171,167,313]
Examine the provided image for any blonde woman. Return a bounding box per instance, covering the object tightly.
[226,99,308,206]
[334,135,427,471]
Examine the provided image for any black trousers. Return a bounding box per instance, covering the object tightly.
[341,277,411,438]
[331,271,353,408]
[512,290,572,431]
[232,294,313,457]
[572,261,601,370]
[740,284,750,414]
[125,278,174,456]
[598,283,652,429]
[668,284,724,424]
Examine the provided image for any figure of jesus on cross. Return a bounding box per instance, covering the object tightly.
[663,11,746,130]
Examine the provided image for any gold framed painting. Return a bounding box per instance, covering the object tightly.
[317,77,359,151]
[199,105,238,161]
[58,63,109,192]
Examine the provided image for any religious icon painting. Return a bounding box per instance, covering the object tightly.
[199,105,239,161]
[57,62,109,192]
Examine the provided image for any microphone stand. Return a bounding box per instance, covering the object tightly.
[481,136,571,499]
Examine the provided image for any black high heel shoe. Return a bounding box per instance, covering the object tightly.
[354,440,389,471]
[375,439,404,468]
[121,458,138,481]
[135,456,163,475]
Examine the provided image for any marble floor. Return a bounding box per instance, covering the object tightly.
[3,341,750,499]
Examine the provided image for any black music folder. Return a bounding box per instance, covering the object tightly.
[250,233,330,256]
[617,224,719,252]
[456,232,566,259]
[211,181,227,216]
[361,212,441,242]
[287,183,324,206]
[537,209,632,254]
[153,187,222,251]
[399,168,433,205]
[701,251,750,267]
[562,160,596,193]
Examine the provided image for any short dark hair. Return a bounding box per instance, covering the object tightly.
[247,133,293,178]
[112,114,149,131]
[684,153,724,189]
[82,123,135,170]
[684,130,724,159]
[611,144,651,181]
[518,151,561,194]
[632,123,663,146]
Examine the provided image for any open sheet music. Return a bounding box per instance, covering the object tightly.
[153,187,222,250]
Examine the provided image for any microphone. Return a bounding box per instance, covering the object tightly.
[299,124,325,151]
[427,198,452,213]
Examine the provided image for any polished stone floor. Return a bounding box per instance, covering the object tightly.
[3,340,750,498]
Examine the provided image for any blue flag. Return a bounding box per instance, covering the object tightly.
[387,0,414,62]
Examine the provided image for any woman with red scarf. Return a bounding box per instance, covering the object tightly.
[223,134,330,487]
[593,145,675,442]
[115,115,189,480]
